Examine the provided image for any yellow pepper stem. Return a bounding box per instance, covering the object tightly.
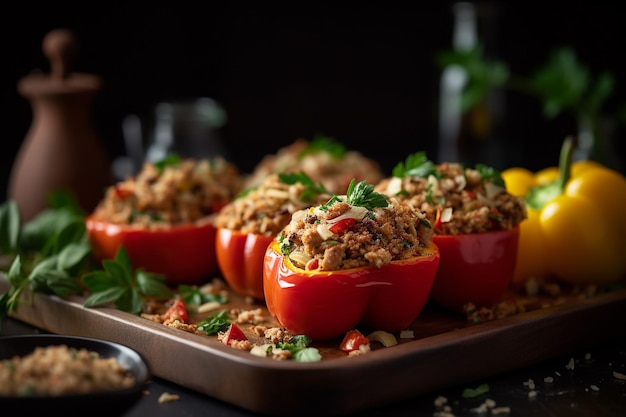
[525,136,575,210]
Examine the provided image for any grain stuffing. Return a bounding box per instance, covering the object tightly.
[277,180,434,271]
[244,136,384,195]
[375,157,526,235]
[91,157,243,228]
[214,172,331,236]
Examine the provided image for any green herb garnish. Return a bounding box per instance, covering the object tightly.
[392,151,439,179]
[462,383,490,398]
[197,309,231,335]
[154,153,182,173]
[82,246,173,314]
[319,180,388,212]
[297,134,346,160]
[475,164,505,187]
[278,231,295,256]
[179,284,228,307]
[0,196,94,329]
[345,180,388,210]
[275,335,322,362]
[278,171,329,202]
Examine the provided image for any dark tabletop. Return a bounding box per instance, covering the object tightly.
[2,316,625,416]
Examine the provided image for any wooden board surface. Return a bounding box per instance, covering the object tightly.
[2,277,626,416]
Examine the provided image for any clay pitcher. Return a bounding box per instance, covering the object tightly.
[8,28,112,221]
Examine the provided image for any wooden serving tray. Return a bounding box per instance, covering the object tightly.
[2,277,625,416]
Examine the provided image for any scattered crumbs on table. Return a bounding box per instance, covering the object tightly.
[528,390,538,399]
[433,395,456,417]
[491,406,512,415]
[584,352,591,361]
[158,392,181,404]
[613,371,626,380]
[590,385,600,392]
[434,395,448,408]
[143,390,151,396]
[523,378,535,390]
[544,376,554,384]
[565,358,575,370]
[470,398,511,415]
[399,329,414,339]
[555,371,561,377]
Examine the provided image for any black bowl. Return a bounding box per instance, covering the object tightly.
[0,334,150,416]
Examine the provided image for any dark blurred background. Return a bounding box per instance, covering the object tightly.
[2,2,626,204]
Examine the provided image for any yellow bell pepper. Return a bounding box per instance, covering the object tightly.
[502,137,626,286]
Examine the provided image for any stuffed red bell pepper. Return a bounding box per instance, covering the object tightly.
[214,172,331,300]
[86,155,243,285]
[375,152,526,313]
[263,179,440,341]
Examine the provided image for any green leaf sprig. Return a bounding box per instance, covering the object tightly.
[475,163,505,187]
[197,309,231,335]
[320,179,388,212]
[462,383,490,399]
[345,179,389,210]
[82,246,173,314]
[154,153,182,173]
[392,151,439,179]
[179,284,228,308]
[278,171,329,202]
[0,196,93,328]
[275,334,322,362]
[297,134,346,160]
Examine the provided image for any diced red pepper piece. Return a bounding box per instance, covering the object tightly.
[222,323,248,345]
[114,186,133,199]
[433,206,443,230]
[340,329,370,352]
[161,298,189,323]
[328,218,356,234]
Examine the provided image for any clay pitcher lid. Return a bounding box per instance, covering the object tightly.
[18,28,102,97]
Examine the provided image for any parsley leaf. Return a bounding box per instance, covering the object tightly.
[278,171,329,202]
[297,134,346,160]
[82,246,173,314]
[392,151,439,179]
[475,164,505,187]
[197,309,231,335]
[179,284,228,307]
[275,335,322,362]
[154,153,182,173]
[462,383,490,398]
[345,180,388,210]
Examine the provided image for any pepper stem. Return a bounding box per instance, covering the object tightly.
[525,136,576,211]
[555,135,576,193]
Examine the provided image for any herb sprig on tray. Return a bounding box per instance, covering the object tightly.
[0,194,174,327]
[0,197,93,327]
[82,247,173,314]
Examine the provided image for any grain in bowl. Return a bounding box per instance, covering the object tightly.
[0,344,134,396]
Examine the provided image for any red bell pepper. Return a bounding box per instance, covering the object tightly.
[429,227,520,312]
[215,228,273,300]
[86,215,219,286]
[263,240,440,341]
